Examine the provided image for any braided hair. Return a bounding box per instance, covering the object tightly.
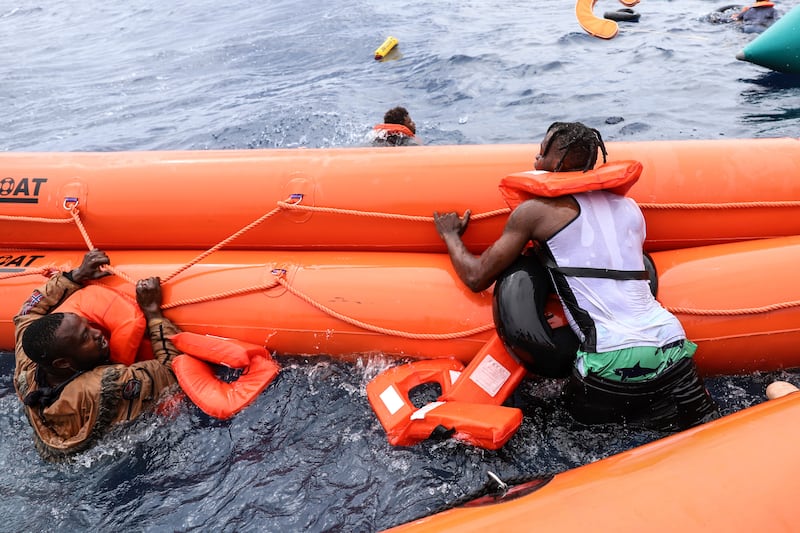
[22,313,67,366]
[541,122,608,172]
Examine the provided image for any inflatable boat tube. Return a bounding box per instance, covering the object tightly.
[4,239,800,375]
[4,139,800,253]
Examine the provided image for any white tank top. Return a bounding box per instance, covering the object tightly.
[544,190,686,353]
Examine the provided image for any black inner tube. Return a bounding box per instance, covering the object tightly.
[716,4,743,12]
[603,9,641,22]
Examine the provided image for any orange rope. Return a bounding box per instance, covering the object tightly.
[68,206,95,250]
[667,299,800,316]
[0,214,74,224]
[0,266,52,281]
[162,280,281,310]
[639,200,800,210]
[273,274,494,340]
[21,196,507,291]
[276,200,511,222]
[159,270,493,340]
[161,204,285,283]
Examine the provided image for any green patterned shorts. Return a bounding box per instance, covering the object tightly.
[576,340,698,383]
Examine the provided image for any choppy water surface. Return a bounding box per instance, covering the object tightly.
[1,1,799,531]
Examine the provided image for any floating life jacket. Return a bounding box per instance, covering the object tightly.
[371,123,419,146]
[170,332,280,420]
[366,335,525,449]
[499,159,643,208]
[55,284,152,365]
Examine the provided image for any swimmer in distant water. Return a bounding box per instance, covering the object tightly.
[434,121,718,432]
[370,106,420,146]
[733,0,779,33]
[13,249,182,462]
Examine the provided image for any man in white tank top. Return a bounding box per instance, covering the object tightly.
[434,122,717,431]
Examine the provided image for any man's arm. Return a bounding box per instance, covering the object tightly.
[136,277,181,368]
[435,198,578,292]
[434,205,536,292]
[14,249,109,322]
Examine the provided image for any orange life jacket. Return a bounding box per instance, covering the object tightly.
[366,335,526,449]
[499,160,643,208]
[55,284,152,365]
[55,287,278,419]
[372,123,419,145]
[170,332,280,420]
[373,123,415,138]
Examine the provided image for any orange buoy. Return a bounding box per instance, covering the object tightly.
[576,0,620,39]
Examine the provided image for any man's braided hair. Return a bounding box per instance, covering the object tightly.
[541,121,608,172]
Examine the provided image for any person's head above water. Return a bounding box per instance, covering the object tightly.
[22,311,111,373]
[383,106,416,134]
[535,121,608,172]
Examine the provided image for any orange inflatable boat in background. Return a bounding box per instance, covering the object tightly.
[1,138,800,253]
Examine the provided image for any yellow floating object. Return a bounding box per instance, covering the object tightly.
[576,0,619,39]
[374,36,398,60]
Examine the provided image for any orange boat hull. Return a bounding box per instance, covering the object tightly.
[1,138,799,252]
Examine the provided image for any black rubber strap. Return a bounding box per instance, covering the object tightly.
[536,247,649,281]
[549,265,650,280]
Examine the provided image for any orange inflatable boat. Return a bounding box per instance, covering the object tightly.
[2,138,800,253]
[3,235,800,374]
[386,390,800,532]
[4,140,799,529]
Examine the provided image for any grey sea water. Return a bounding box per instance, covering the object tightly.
[1,1,799,531]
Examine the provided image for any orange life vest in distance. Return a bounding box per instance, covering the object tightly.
[170,332,280,420]
[499,160,643,209]
[55,284,153,365]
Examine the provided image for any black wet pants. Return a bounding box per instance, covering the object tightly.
[562,357,719,432]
